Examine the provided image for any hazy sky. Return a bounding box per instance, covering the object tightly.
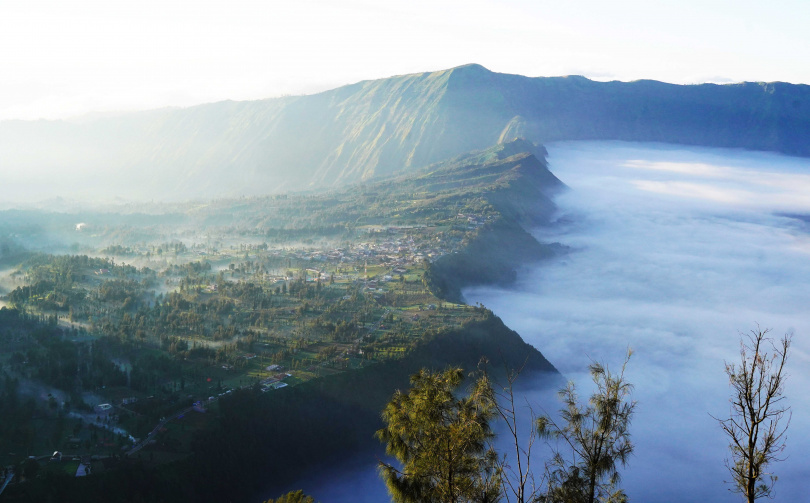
[2,0,809,120]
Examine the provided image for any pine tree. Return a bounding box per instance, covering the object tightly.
[376,367,501,503]
[537,352,635,503]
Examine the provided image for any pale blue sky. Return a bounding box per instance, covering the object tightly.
[1,0,808,120]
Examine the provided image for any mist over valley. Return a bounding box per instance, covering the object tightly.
[1,62,809,503]
[466,142,810,502]
[245,141,810,503]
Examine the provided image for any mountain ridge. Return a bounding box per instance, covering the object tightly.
[2,64,809,202]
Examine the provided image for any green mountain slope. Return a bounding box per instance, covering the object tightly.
[1,141,564,503]
[2,64,808,202]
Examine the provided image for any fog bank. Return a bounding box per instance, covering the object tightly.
[465,141,810,502]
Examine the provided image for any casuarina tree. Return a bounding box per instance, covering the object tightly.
[537,352,635,503]
[376,367,501,503]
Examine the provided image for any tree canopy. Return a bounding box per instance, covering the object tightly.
[376,367,501,503]
[537,353,635,503]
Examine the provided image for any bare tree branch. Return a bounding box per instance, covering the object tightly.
[711,326,792,503]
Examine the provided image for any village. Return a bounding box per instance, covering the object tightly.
[0,212,495,481]
[0,144,517,489]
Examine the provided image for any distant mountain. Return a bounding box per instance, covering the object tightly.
[2,64,809,202]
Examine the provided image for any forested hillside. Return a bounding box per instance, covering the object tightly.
[0,140,564,502]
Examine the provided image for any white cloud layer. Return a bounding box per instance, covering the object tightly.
[464,141,810,502]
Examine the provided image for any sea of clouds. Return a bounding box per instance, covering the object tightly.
[464,141,810,503]
[279,141,810,502]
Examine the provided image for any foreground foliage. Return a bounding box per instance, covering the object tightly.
[378,354,635,503]
[263,490,316,503]
[377,368,501,503]
[536,353,635,503]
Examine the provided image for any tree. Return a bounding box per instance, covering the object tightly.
[714,327,791,502]
[376,367,501,503]
[262,490,316,503]
[537,352,635,503]
[477,358,542,503]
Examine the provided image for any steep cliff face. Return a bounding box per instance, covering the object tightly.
[3,64,808,201]
[418,141,567,302]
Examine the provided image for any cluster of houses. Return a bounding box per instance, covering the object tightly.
[457,212,491,227]
[259,365,292,392]
[278,229,453,276]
